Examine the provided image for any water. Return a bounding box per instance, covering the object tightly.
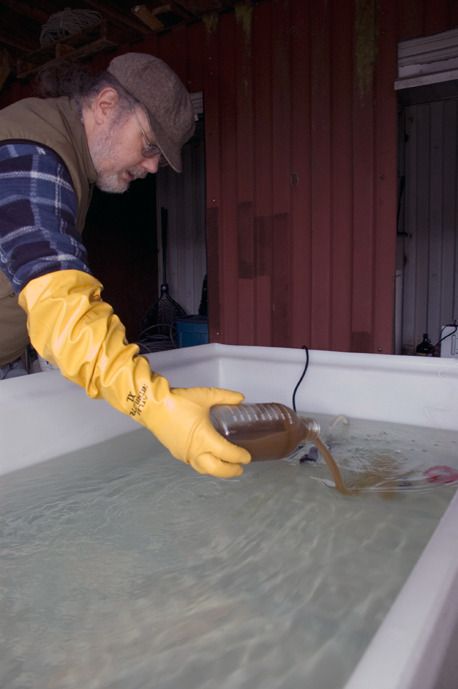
[0,416,457,689]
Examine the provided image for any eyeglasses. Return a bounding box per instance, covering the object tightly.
[132,108,162,160]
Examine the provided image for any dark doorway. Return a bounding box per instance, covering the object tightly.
[83,175,158,342]
[82,112,206,347]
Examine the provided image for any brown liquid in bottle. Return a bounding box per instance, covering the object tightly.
[211,403,351,495]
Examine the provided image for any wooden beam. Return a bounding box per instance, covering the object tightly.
[131,5,164,32]
[17,37,116,78]
[15,21,128,78]
[173,0,232,13]
[83,0,151,33]
[150,2,199,23]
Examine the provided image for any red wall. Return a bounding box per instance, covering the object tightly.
[3,0,457,353]
[195,0,458,352]
[137,0,457,353]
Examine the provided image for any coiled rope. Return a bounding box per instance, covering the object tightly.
[40,8,102,47]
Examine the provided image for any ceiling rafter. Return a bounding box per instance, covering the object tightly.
[0,0,260,85]
[84,0,152,33]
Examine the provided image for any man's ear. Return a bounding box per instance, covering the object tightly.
[92,87,120,125]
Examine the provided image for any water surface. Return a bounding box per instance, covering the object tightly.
[0,416,456,689]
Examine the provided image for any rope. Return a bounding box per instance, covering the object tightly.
[40,8,102,47]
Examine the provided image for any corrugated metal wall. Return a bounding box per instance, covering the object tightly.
[184,0,458,353]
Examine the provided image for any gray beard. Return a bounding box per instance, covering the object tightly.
[95,174,129,194]
[89,124,129,194]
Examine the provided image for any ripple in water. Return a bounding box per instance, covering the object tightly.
[0,419,456,689]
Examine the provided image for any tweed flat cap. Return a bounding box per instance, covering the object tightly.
[108,52,195,172]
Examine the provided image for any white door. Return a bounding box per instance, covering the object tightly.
[396,93,458,354]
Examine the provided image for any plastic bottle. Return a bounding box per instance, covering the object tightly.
[416,333,434,356]
[210,402,320,461]
[211,402,352,495]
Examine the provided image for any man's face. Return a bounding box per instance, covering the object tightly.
[89,104,162,193]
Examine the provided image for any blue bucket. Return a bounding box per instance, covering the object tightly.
[175,316,209,348]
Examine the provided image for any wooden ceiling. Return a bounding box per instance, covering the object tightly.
[0,1,251,82]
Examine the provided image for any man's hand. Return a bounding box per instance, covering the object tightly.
[19,270,251,478]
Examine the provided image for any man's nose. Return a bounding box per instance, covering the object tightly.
[142,155,161,173]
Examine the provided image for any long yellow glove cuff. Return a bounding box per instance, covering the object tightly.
[18,270,251,478]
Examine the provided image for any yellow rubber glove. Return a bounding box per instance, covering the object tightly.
[18,270,251,478]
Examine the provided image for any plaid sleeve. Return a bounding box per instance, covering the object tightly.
[0,142,91,293]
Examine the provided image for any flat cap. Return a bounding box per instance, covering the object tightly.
[108,52,195,172]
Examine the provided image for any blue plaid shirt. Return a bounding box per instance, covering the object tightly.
[0,141,91,293]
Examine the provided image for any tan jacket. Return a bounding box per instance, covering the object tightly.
[0,97,96,366]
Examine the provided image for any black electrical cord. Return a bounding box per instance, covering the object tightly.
[433,321,457,351]
[292,345,309,412]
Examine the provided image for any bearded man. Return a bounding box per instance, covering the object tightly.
[0,53,250,479]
